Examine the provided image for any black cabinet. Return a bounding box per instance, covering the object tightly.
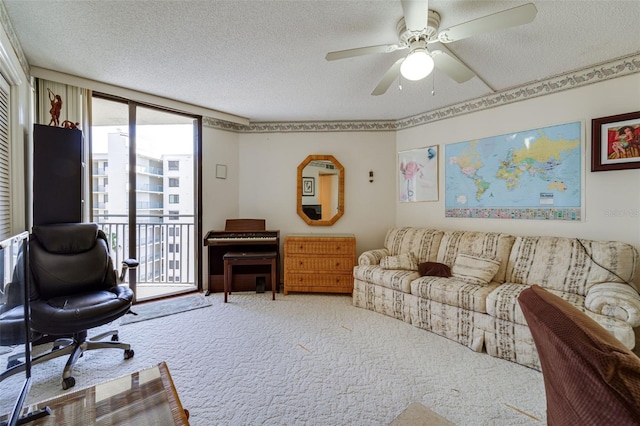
[33,124,83,226]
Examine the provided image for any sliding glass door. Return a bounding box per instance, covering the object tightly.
[91,96,200,301]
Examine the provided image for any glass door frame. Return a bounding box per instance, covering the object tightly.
[90,93,203,301]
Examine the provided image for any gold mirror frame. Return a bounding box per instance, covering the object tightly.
[297,155,344,226]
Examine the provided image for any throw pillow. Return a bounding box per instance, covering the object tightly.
[451,253,500,285]
[418,261,451,278]
[380,252,418,271]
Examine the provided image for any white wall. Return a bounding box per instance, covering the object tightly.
[237,131,396,255]
[397,73,640,283]
[396,73,640,241]
[218,74,640,287]
[201,126,240,284]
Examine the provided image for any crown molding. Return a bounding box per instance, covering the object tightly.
[202,117,398,133]
[396,52,640,130]
[0,0,29,78]
[203,52,640,133]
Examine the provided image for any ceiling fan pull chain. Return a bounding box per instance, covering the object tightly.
[431,73,436,96]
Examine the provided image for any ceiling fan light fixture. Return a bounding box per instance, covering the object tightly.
[400,47,434,81]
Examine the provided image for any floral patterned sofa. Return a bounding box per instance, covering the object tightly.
[352,227,640,369]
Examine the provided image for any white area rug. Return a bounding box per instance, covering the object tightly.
[11,293,546,425]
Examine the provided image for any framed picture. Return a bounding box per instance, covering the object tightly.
[591,111,640,171]
[398,145,438,202]
[302,177,315,196]
[216,164,227,179]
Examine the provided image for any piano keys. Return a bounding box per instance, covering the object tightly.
[204,219,280,295]
[205,233,278,244]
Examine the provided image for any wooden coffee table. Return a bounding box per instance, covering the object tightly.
[12,362,189,425]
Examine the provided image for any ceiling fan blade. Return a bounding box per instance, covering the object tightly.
[325,44,403,61]
[438,3,537,43]
[431,50,475,83]
[401,0,428,32]
[371,58,404,96]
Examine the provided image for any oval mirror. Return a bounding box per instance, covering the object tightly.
[297,155,344,226]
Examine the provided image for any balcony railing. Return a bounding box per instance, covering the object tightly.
[94,214,195,289]
[135,201,164,209]
[135,165,164,176]
[136,183,164,192]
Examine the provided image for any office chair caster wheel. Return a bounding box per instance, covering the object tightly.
[124,349,134,359]
[7,359,21,369]
[62,377,76,390]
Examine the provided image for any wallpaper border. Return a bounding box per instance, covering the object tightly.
[204,52,640,134]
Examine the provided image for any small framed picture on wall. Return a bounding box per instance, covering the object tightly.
[216,164,227,179]
[398,145,438,202]
[591,111,640,171]
[302,177,315,196]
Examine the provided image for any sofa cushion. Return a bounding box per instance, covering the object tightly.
[418,262,451,278]
[488,283,636,348]
[451,253,501,286]
[411,277,499,313]
[384,227,444,263]
[380,252,418,271]
[506,236,639,296]
[487,283,585,325]
[436,231,515,283]
[518,285,640,425]
[353,265,418,294]
[358,248,390,266]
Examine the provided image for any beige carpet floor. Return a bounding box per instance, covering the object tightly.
[4,293,546,425]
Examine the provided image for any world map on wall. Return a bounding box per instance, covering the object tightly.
[445,122,582,220]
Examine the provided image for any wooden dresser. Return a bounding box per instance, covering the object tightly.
[284,234,356,295]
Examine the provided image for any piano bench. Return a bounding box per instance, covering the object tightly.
[222,251,277,303]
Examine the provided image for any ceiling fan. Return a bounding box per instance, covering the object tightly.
[325,1,537,95]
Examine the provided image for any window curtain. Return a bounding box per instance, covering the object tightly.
[35,78,93,221]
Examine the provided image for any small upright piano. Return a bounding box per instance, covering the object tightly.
[204,219,280,294]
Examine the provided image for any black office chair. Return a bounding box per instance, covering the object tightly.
[28,222,138,389]
[0,290,29,379]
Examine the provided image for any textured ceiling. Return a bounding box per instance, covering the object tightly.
[3,0,640,123]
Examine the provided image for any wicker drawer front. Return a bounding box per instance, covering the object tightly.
[285,256,354,272]
[286,240,354,255]
[284,234,356,295]
[285,273,353,288]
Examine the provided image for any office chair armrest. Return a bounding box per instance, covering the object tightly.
[119,258,139,282]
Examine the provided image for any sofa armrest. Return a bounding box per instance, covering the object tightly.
[358,249,390,266]
[585,282,640,327]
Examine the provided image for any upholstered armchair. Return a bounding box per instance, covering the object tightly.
[518,285,640,425]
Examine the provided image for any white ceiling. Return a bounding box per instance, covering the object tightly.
[3,0,640,123]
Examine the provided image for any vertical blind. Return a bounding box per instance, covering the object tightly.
[0,73,10,239]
